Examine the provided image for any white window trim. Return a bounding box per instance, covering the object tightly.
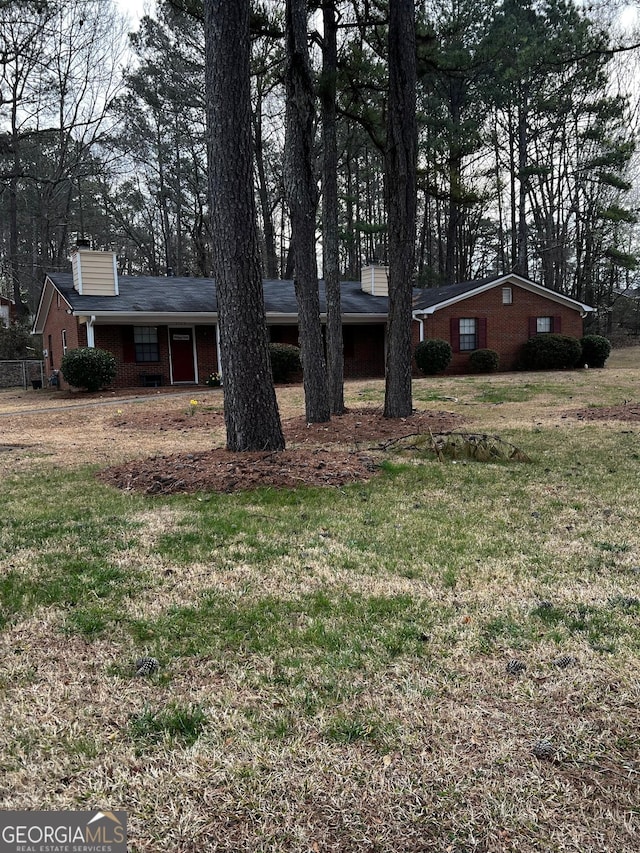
[459,318,477,352]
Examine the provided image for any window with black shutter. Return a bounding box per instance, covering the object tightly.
[530,315,562,336]
[451,317,487,352]
[123,326,160,362]
[459,318,477,350]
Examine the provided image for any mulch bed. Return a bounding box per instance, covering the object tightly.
[99,407,464,494]
[96,448,380,495]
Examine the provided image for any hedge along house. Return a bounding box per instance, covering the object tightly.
[32,245,593,389]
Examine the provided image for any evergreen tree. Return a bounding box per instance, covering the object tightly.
[384,0,417,419]
[321,0,345,415]
[204,0,285,451]
[284,0,330,423]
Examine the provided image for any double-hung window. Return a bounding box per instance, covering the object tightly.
[459,318,477,351]
[451,317,487,353]
[529,316,561,336]
[134,326,159,362]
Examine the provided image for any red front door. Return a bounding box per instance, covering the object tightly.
[170,328,196,383]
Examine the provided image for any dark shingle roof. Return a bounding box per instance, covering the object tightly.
[44,269,592,321]
[46,273,391,317]
[47,273,217,314]
[412,276,500,311]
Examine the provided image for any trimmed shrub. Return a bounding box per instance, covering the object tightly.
[269,342,301,383]
[469,348,499,373]
[580,334,611,368]
[519,334,582,371]
[61,347,117,392]
[414,339,453,375]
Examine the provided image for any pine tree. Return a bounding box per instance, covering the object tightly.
[203,0,285,451]
[284,0,330,423]
[384,0,417,419]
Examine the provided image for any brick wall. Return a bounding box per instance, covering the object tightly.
[195,326,219,383]
[94,325,166,388]
[43,281,587,389]
[270,322,386,378]
[93,324,220,389]
[412,283,586,374]
[343,324,385,377]
[41,290,83,388]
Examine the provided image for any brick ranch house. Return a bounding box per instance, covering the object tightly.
[32,246,593,389]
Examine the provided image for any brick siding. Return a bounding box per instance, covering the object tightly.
[41,290,83,388]
[42,280,586,388]
[94,325,220,389]
[412,283,585,374]
[270,322,386,378]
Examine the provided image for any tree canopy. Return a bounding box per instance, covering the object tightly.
[1,0,639,338]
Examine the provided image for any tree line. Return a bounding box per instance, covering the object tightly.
[1,0,639,443]
[1,0,637,314]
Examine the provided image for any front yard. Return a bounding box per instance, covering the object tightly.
[1,351,639,851]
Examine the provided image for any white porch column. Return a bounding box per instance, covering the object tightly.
[215,322,222,379]
[87,316,96,347]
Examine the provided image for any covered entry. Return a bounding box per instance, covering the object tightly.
[169,327,196,383]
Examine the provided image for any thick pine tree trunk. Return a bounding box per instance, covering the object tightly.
[204,0,284,452]
[321,1,345,416]
[383,0,417,420]
[284,0,330,424]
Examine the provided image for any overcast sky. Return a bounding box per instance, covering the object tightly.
[115,0,155,27]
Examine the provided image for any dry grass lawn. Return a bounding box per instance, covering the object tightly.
[0,349,639,851]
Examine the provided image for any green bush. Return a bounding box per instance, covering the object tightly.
[469,348,499,373]
[519,334,582,371]
[580,334,611,368]
[61,347,117,391]
[269,342,301,383]
[414,339,453,375]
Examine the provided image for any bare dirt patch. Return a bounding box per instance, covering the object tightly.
[568,402,640,422]
[99,407,463,494]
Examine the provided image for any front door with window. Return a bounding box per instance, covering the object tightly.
[170,328,196,383]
